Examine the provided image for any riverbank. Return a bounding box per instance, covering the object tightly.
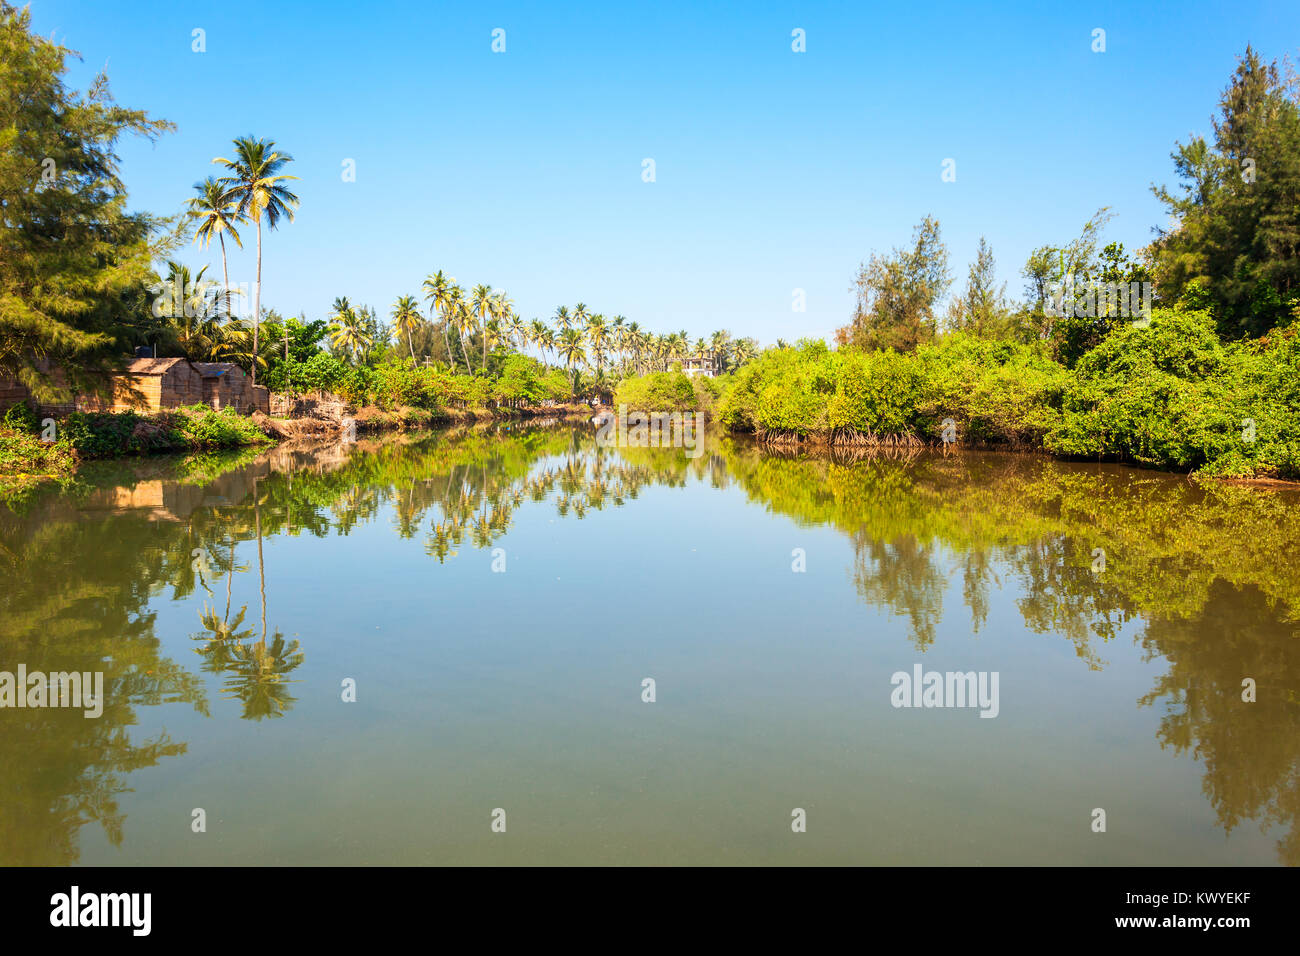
[0,404,273,503]
[0,400,597,502]
[0,427,79,501]
[717,308,1300,482]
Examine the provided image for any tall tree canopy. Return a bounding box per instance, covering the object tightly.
[836,215,951,352]
[1151,46,1300,338]
[0,2,173,399]
[946,236,1012,339]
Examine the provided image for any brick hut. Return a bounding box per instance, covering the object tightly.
[192,362,269,414]
[2,357,269,416]
[81,357,204,412]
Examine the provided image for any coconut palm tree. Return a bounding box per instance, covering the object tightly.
[490,290,516,356]
[391,295,422,361]
[468,284,493,371]
[328,299,371,363]
[671,332,688,366]
[624,322,644,372]
[710,329,731,374]
[585,313,610,373]
[537,323,556,362]
[555,327,587,397]
[219,319,276,374]
[529,319,549,358]
[187,177,244,319]
[451,290,475,373]
[505,311,526,350]
[153,261,223,358]
[482,319,506,373]
[655,334,672,371]
[554,305,572,331]
[213,137,299,387]
[422,270,458,370]
[611,315,627,370]
[354,304,384,365]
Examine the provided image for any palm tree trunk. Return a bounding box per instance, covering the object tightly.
[255,479,266,642]
[224,532,233,622]
[459,327,472,375]
[219,233,231,319]
[441,317,455,372]
[253,219,262,387]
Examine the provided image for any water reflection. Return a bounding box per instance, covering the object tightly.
[1,424,1297,863]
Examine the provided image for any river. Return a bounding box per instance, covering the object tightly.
[2,423,1297,865]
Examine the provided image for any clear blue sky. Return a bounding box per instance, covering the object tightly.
[27,0,1300,346]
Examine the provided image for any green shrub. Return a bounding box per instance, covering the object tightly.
[60,410,147,456]
[2,400,40,434]
[58,407,269,457]
[274,352,351,395]
[169,406,271,449]
[1046,308,1300,478]
[717,310,1297,479]
[0,426,78,501]
[614,370,699,413]
[719,336,1060,442]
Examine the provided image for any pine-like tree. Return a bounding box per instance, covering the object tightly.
[1150,47,1300,337]
[0,2,174,400]
[836,215,952,352]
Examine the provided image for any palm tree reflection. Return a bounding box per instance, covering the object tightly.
[192,505,304,720]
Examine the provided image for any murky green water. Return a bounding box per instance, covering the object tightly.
[2,424,1298,865]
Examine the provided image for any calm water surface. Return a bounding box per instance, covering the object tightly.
[2,424,1298,865]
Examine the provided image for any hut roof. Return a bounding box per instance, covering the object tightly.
[126,357,192,375]
[192,362,242,378]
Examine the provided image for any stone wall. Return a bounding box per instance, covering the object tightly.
[193,363,268,414]
[0,379,30,414]
[158,363,204,408]
[3,360,263,416]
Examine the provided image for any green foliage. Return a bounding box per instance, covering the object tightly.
[837,215,952,352]
[1048,308,1300,479]
[0,425,77,500]
[58,410,147,456]
[613,370,698,412]
[57,406,269,458]
[539,368,573,403]
[492,354,547,406]
[720,336,1062,444]
[168,406,271,449]
[0,3,174,401]
[1150,47,1300,338]
[945,236,1014,339]
[259,314,329,389]
[2,399,40,434]
[720,310,1298,480]
[279,351,351,394]
[915,336,1068,444]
